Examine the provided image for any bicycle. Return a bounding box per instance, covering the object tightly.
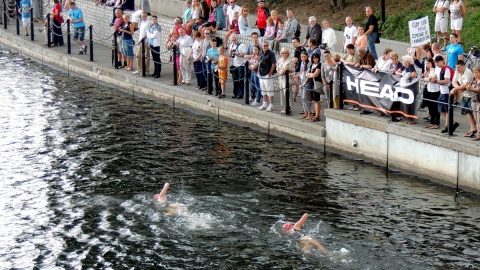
[463,44,480,70]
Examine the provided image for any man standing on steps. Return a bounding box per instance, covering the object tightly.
[433,0,450,49]
[285,8,299,43]
[364,6,378,59]
[434,55,459,135]
[257,40,276,112]
[302,16,321,47]
[172,27,193,85]
[68,2,87,55]
[134,11,152,75]
[342,16,358,53]
[228,34,247,99]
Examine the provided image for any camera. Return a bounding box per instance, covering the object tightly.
[320,43,327,50]
[230,49,237,57]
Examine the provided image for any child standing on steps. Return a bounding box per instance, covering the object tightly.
[217,46,228,98]
[19,0,32,36]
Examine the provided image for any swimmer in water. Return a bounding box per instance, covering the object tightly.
[282,213,328,254]
[153,183,169,202]
[153,183,189,216]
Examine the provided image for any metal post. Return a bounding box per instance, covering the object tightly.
[244,61,250,104]
[16,10,20,35]
[285,70,290,115]
[3,0,7,30]
[114,32,118,68]
[447,94,454,136]
[46,13,51,47]
[29,8,33,41]
[141,38,146,77]
[172,45,178,85]
[89,25,93,61]
[67,19,71,54]
[207,59,211,94]
[339,62,344,109]
[328,81,334,108]
[381,0,386,22]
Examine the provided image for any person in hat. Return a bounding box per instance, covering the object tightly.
[281,213,328,254]
[256,0,270,37]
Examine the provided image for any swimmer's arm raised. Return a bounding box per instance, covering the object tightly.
[293,213,308,230]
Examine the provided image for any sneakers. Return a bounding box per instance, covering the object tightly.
[258,102,268,110]
[78,50,84,55]
[83,45,88,54]
[132,70,139,74]
[250,101,259,106]
[266,104,273,112]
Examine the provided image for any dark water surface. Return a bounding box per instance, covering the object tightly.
[1,51,480,270]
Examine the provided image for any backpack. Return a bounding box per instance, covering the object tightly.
[294,20,301,38]
[440,65,454,89]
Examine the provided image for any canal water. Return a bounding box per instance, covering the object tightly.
[1,50,479,270]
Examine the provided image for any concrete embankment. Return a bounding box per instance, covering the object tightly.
[1,1,479,194]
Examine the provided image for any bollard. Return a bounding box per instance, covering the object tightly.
[46,13,51,47]
[244,61,250,104]
[89,25,93,61]
[114,32,119,68]
[3,0,7,30]
[285,70,290,115]
[172,45,178,85]
[67,19,71,54]
[29,8,33,41]
[447,94,454,136]
[206,59,211,94]
[141,38,146,77]
[339,62,344,109]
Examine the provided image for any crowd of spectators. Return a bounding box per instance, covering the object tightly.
[24,0,479,137]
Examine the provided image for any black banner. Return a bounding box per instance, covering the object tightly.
[342,66,419,118]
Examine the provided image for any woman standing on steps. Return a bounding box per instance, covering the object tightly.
[466,66,480,141]
[305,52,322,122]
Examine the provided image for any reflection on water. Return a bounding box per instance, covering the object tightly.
[0,50,479,269]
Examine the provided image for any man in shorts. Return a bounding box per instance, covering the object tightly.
[257,40,276,112]
[18,0,31,36]
[68,2,87,55]
[433,0,450,49]
[450,60,476,137]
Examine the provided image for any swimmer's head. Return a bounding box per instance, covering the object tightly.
[283,222,294,230]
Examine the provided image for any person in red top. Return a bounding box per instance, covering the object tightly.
[256,0,270,37]
[228,11,240,34]
[51,0,64,46]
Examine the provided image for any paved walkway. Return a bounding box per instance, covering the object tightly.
[1,19,479,145]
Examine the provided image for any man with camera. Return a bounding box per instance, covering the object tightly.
[228,34,247,99]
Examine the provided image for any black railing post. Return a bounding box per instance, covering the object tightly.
[172,45,178,85]
[46,13,51,47]
[244,61,250,104]
[3,0,7,30]
[339,62,344,109]
[328,80,334,108]
[89,25,93,61]
[447,94,454,136]
[114,32,119,68]
[67,19,71,54]
[207,59,211,94]
[16,11,20,35]
[285,70,290,115]
[141,38,146,77]
[29,8,33,41]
